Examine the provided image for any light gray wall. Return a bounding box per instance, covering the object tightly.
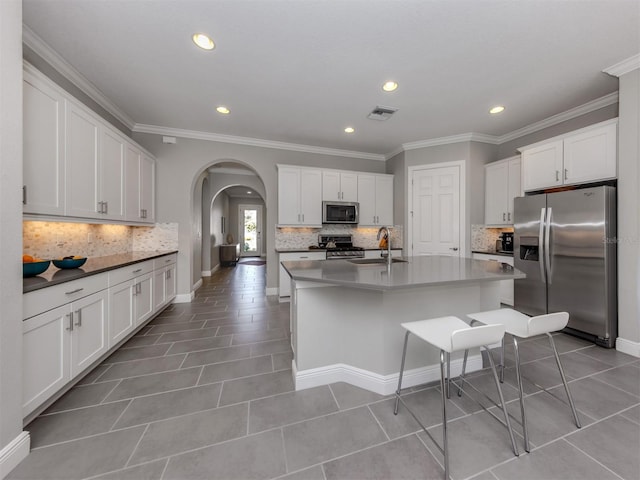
[1,0,26,457]
[496,104,618,159]
[201,177,211,274]
[617,68,640,346]
[131,132,386,296]
[209,191,229,270]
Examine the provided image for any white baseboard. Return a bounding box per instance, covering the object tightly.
[265,287,278,296]
[201,270,211,277]
[0,431,30,479]
[174,290,195,303]
[293,355,483,396]
[616,337,640,358]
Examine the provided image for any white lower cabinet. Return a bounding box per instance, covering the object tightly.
[22,289,108,418]
[279,251,325,298]
[472,253,514,306]
[23,253,178,419]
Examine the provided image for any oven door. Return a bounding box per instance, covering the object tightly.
[323,202,359,224]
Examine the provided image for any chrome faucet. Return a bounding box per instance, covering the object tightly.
[377,226,392,266]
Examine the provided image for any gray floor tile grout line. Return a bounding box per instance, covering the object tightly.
[366,404,392,442]
[585,369,640,398]
[562,437,627,480]
[123,423,150,469]
[81,457,166,480]
[194,365,206,387]
[327,384,342,410]
[158,457,170,480]
[108,398,134,432]
[619,403,640,426]
[278,428,290,475]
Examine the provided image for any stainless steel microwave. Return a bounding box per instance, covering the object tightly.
[322,201,359,224]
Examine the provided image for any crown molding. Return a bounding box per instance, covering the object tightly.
[402,132,500,152]
[495,92,619,144]
[133,124,387,161]
[22,25,136,130]
[603,54,640,77]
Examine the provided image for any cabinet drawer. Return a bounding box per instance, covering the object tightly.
[153,254,177,270]
[472,253,514,266]
[23,272,108,320]
[108,260,154,286]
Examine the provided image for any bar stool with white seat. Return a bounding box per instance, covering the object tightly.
[461,309,581,452]
[393,316,519,480]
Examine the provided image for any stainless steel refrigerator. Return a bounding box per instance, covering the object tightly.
[514,186,617,347]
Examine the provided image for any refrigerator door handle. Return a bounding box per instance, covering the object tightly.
[539,208,547,283]
[545,207,553,284]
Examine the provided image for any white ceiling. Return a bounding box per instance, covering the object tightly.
[22,0,639,157]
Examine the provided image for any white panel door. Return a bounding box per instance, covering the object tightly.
[485,161,509,225]
[299,169,322,225]
[70,291,108,377]
[65,101,100,218]
[153,267,167,310]
[22,305,71,417]
[340,173,359,202]
[23,75,65,216]
[411,165,461,256]
[277,167,300,224]
[165,264,177,302]
[322,171,341,201]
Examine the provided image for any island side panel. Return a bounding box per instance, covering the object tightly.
[291,279,501,394]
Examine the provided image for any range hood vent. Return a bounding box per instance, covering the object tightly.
[367,105,398,121]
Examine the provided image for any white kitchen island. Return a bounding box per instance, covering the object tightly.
[281,256,525,395]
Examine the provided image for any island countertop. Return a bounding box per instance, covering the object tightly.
[281,255,525,291]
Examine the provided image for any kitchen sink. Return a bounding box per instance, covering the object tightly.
[348,258,408,265]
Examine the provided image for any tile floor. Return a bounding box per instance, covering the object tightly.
[9,259,640,480]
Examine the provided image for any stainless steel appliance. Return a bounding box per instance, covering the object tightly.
[319,234,365,260]
[500,232,514,252]
[514,186,617,347]
[322,201,359,224]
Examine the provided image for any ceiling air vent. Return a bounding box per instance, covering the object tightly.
[367,105,398,121]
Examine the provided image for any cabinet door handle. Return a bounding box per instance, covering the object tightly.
[132,268,142,274]
[508,212,511,222]
[555,170,560,181]
[66,313,74,331]
[450,247,459,251]
[103,201,108,214]
[503,212,506,221]
[299,256,309,259]
[65,288,84,295]
[166,269,171,279]
[74,309,82,327]
[302,213,304,222]
[564,169,568,180]
[23,185,27,205]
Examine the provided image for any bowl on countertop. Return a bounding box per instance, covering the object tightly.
[23,260,51,277]
[52,257,87,269]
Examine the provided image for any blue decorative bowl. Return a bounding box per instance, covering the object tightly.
[23,260,51,277]
[52,257,87,269]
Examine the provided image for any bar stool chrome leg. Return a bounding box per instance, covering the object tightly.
[485,346,519,457]
[439,350,450,479]
[446,352,451,398]
[547,333,581,428]
[394,331,411,415]
[499,336,506,383]
[512,337,530,452]
[457,349,469,397]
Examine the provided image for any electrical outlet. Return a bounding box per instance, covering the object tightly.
[56,233,65,246]
[87,233,94,244]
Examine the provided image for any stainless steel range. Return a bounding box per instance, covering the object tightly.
[318,235,365,260]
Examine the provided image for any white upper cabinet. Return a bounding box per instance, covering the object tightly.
[322,170,358,202]
[277,166,322,226]
[357,174,394,226]
[520,120,617,192]
[64,99,101,218]
[22,64,156,224]
[23,69,65,216]
[485,157,521,225]
[99,128,126,220]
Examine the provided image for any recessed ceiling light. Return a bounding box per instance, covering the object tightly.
[247,190,252,194]
[192,33,215,50]
[344,127,355,133]
[489,105,505,114]
[382,81,398,92]
[216,106,230,114]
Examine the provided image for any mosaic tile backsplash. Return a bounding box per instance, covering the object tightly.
[471,224,514,252]
[23,221,179,260]
[276,225,403,250]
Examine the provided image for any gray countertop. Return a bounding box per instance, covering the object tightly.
[276,247,402,253]
[281,255,525,291]
[23,250,178,293]
[472,250,514,257]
